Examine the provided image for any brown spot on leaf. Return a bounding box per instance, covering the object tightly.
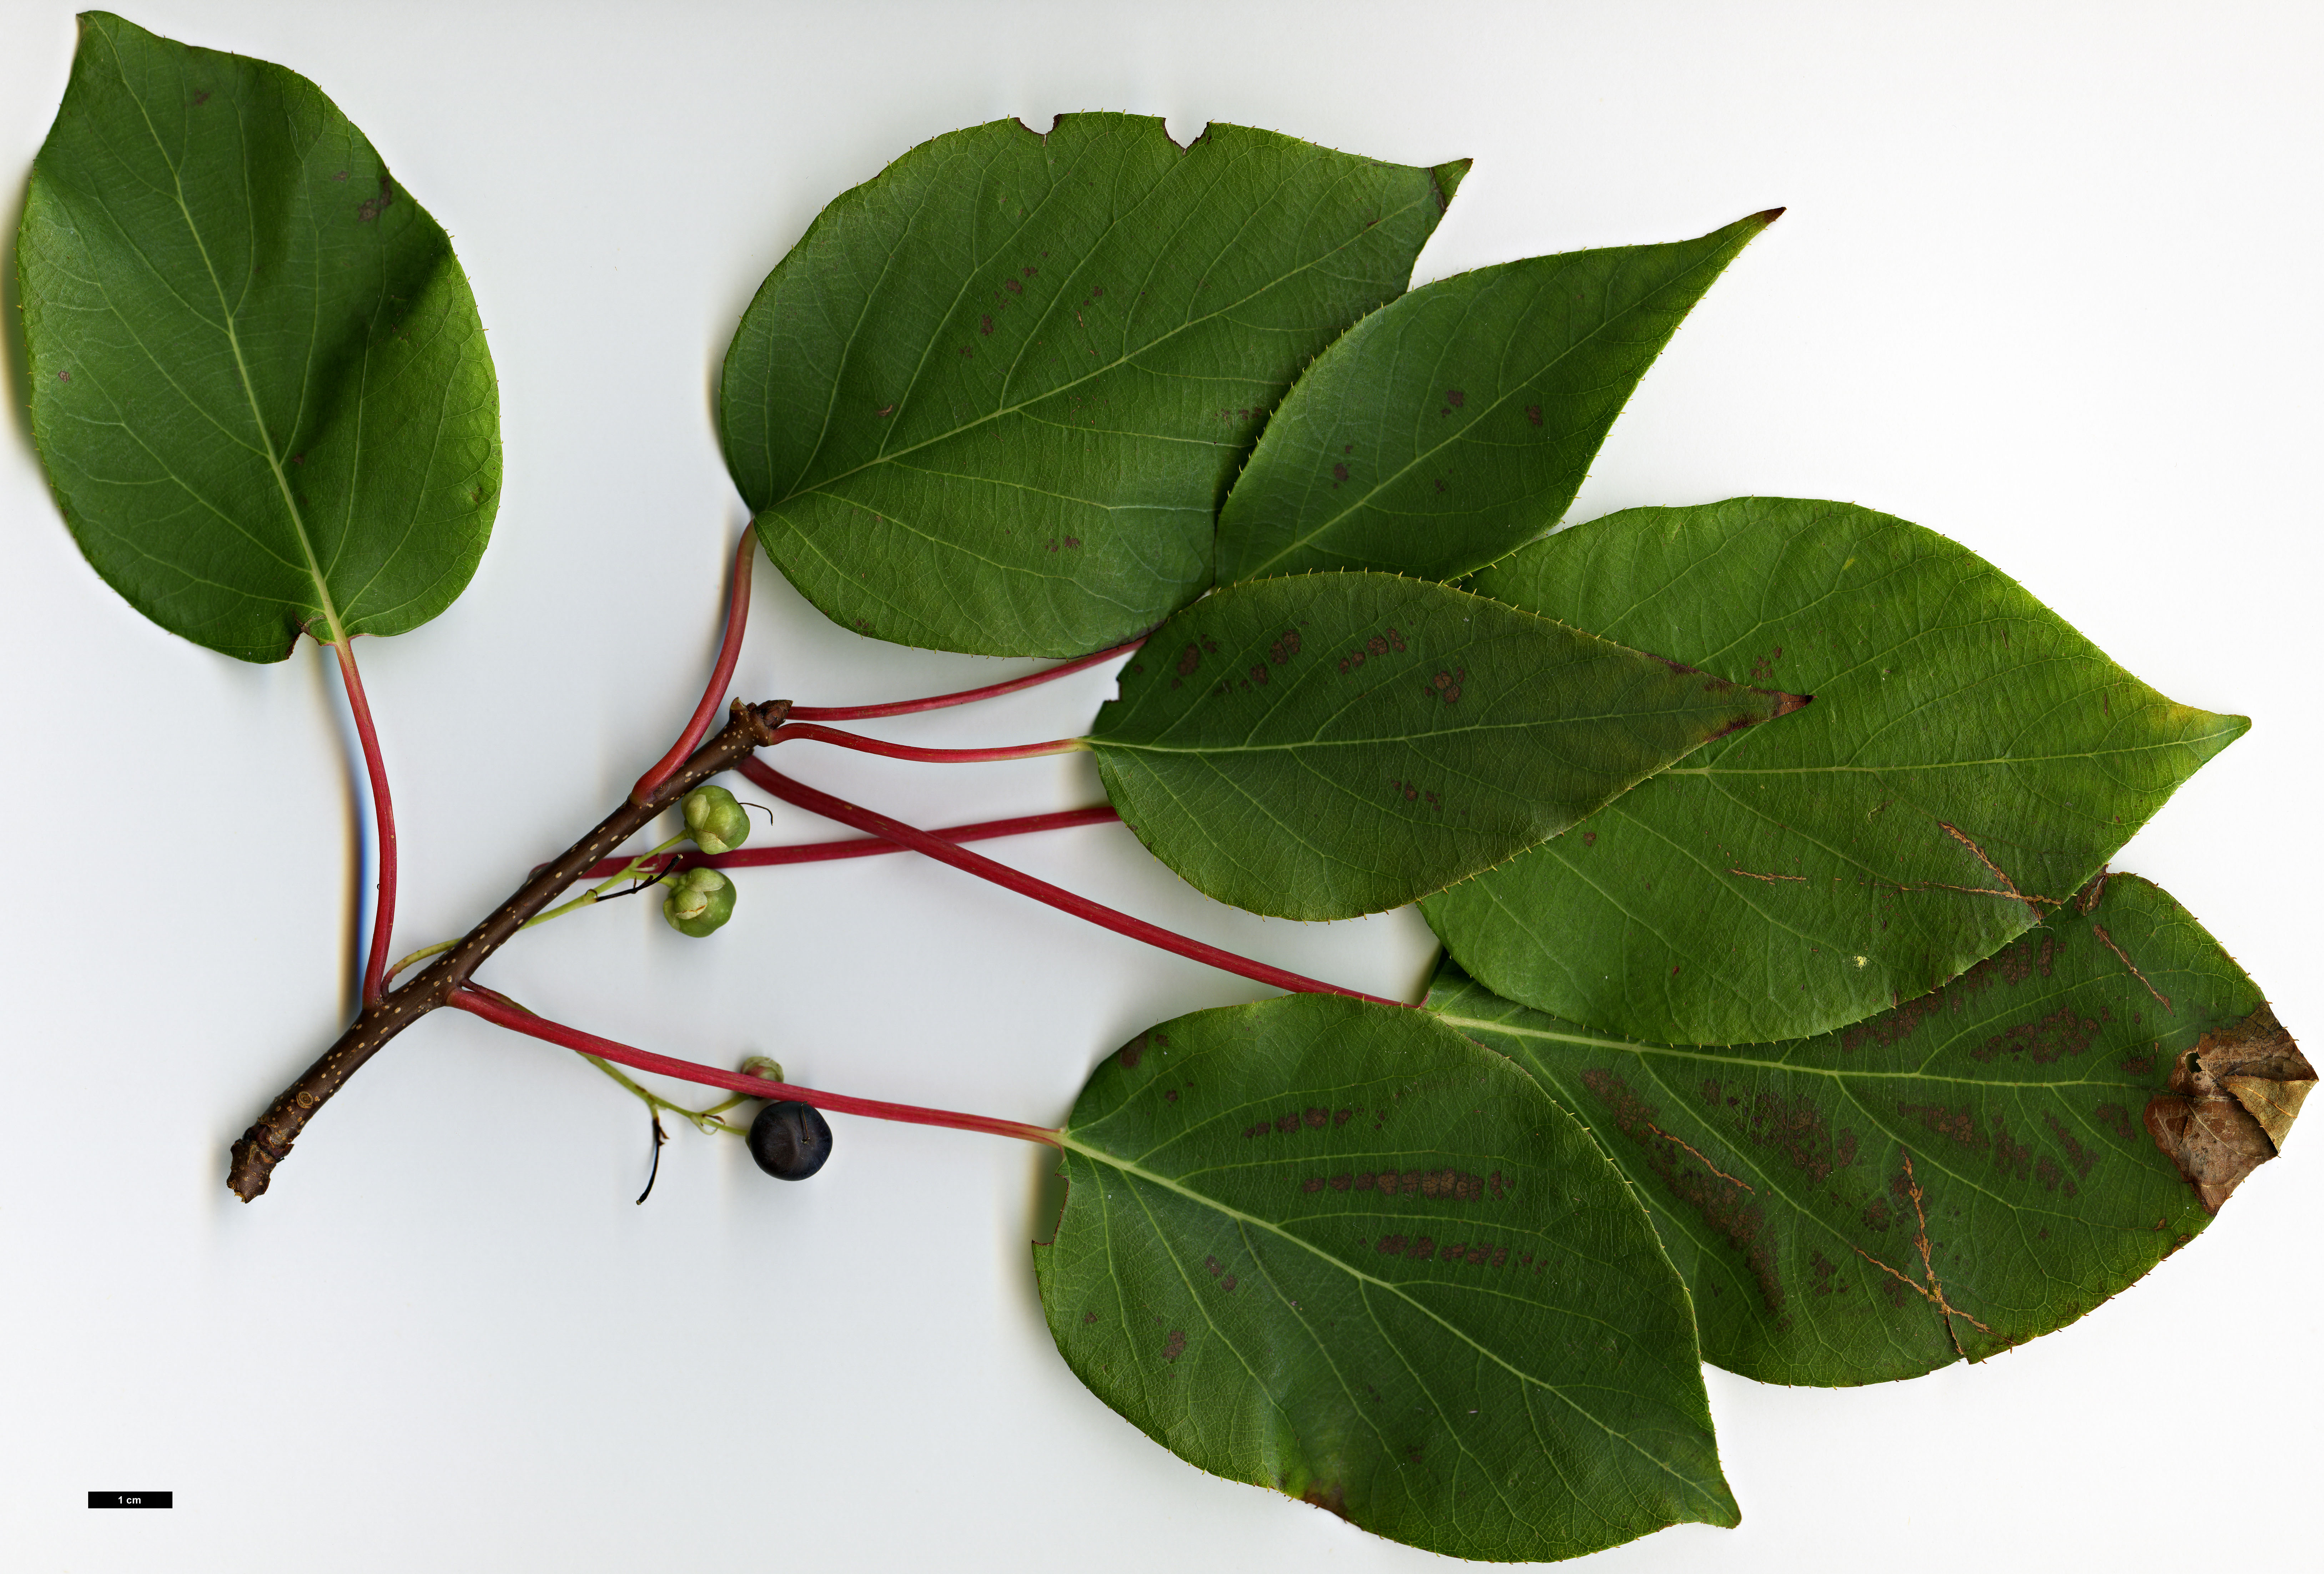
[2043,1112,2098,1180]
[1525,404,1541,426]
[1585,1070,1784,1320]
[2097,1102,2134,1142]
[1973,1005,2102,1065]
[356,175,395,222]
[2144,1006,2314,1211]
[1898,1101,1986,1154]
[1162,1328,1186,1362]
[1300,1481,1349,1521]
[1445,388,1465,407]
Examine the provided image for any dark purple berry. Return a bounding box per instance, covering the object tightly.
[748,1101,832,1180]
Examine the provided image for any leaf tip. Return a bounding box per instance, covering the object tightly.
[1430,158,1473,211]
[1755,206,1786,226]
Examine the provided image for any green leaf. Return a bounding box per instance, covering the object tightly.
[1422,498,2247,1043]
[1088,571,1797,919]
[1216,212,1777,584]
[1427,874,2312,1386]
[1037,992,1737,1562]
[718,114,1466,657]
[17,11,499,663]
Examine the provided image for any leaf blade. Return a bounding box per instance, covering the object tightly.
[1038,993,1736,1561]
[18,11,499,661]
[1217,212,1776,584]
[718,115,1463,656]
[1423,498,2246,1042]
[1089,571,1793,918]
[1427,874,2303,1385]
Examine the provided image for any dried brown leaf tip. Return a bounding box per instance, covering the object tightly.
[2143,1006,2314,1212]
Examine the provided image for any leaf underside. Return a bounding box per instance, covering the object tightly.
[1423,498,2247,1044]
[1088,571,1795,919]
[718,113,1465,657]
[1215,212,1776,585]
[17,11,499,662]
[1427,873,2299,1386]
[1037,993,1736,1562]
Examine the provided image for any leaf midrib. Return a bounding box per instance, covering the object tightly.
[1658,726,2245,777]
[772,184,1441,511]
[1428,1006,2158,1092]
[1096,707,1742,756]
[110,29,344,645]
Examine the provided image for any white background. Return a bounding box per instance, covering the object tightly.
[2,2,2318,1569]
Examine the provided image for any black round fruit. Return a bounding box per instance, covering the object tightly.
[747,1100,833,1181]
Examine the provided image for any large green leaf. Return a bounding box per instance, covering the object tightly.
[718,114,1465,657]
[1423,499,2247,1043]
[1037,992,1737,1562]
[1427,874,2313,1386]
[1216,213,1776,584]
[1088,571,1797,919]
[17,11,499,662]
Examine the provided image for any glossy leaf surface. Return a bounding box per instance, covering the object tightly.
[1089,571,1795,919]
[1216,212,1776,584]
[1424,499,2246,1043]
[18,11,498,662]
[1037,992,1737,1562]
[1427,874,2304,1386]
[720,114,1465,657]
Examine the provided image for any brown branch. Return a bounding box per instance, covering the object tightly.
[1645,1124,1753,1191]
[226,699,790,1201]
[1937,821,2055,917]
[1899,1150,1998,1357]
[2092,920,2174,1014]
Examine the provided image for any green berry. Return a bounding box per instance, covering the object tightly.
[662,867,736,937]
[681,785,752,854]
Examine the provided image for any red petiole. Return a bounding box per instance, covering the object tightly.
[331,638,398,1008]
[736,758,1401,1007]
[630,529,756,806]
[449,987,1061,1146]
[766,721,1086,764]
[575,805,1121,880]
[786,637,1144,721]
